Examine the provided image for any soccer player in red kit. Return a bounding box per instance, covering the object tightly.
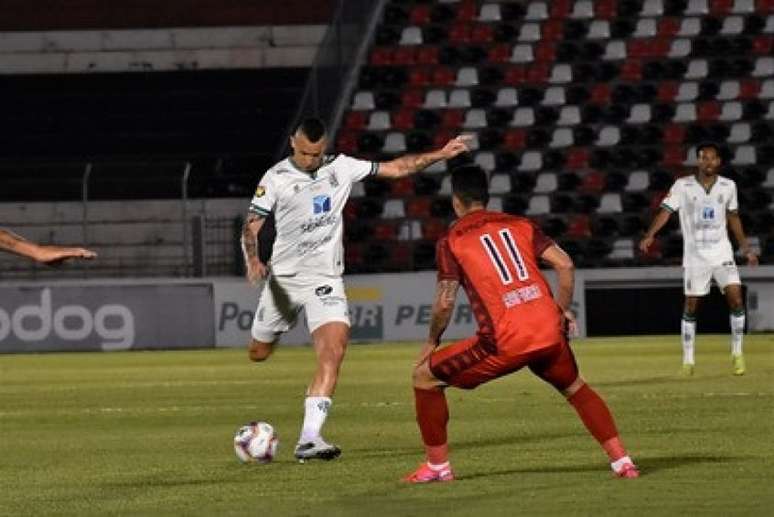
[404,165,639,483]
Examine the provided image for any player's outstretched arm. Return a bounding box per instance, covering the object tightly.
[241,214,269,285]
[541,244,578,336]
[0,229,96,264]
[727,212,759,266]
[417,279,460,365]
[639,208,672,253]
[376,135,472,179]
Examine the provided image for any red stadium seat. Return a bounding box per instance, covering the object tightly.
[390,177,414,197]
[710,0,733,15]
[343,200,360,223]
[471,24,494,43]
[416,46,439,65]
[432,129,456,148]
[431,67,455,86]
[406,198,432,218]
[753,35,773,54]
[401,89,424,108]
[658,17,680,37]
[566,148,590,169]
[535,42,556,62]
[370,47,393,66]
[550,0,572,18]
[567,214,592,238]
[697,101,721,121]
[374,221,397,240]
[620,60,642,81]
[503,65,527,85]
[441,109,464,129]
[410,5,431,25]
[393,47,416,65]
[386,242,413,270]
[449,22,472,44]
[663,123,686,144]
[343,111,367,130]
[527,63,550,84]
[336,131,358,154]
[658,81,679,102]
[740,79,761,99]
[595,0,617,19]
[408,67,431,87]
[421,218,448,240]
[345,243,364,269]
[488,44,512,64]
[542,20,564,41]
[392,108,415,131]
[580,170,606,193]
[591,83,612,104]
[456,0,477,21]
[503,128,527,150]
[662,146,685,167]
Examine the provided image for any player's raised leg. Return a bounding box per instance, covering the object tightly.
[530,341,639,478]
[724,283,746,376]
[294,321,349,461]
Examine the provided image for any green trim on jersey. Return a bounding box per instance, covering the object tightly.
[660,203,675,213]
[369,161,379,176]
[248,204,271,216]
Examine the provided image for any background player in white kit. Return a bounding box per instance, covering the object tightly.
[241,117,471,460]
[639,142,758,376]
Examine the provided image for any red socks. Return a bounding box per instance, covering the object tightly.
[414,388,449,464]
[568,384,626,461]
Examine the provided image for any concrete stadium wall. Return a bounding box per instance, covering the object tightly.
[1,267,772,353]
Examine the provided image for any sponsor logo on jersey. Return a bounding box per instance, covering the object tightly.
[315,285,333,296]
[300,213,337,233]
[297,235,333,255]
[254,186,266,198]
[313,195,332,214]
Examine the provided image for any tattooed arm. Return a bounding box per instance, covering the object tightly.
[416,279,460,365]
[428,279,461,346]
[376,135,472,179]
[241,213,268,285]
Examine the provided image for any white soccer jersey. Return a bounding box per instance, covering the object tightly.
[248,154,378,276]
[661,175,738,267]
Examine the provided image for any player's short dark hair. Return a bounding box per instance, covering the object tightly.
[696,142,723,159]
[296,117,327,143]
[451,165,489,207]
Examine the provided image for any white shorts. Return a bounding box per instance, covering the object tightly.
[251,274,350,342]
[683,264,741,296]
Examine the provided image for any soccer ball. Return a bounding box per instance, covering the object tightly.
[234,421,279,463]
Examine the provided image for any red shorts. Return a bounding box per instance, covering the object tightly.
[429,336,578,391]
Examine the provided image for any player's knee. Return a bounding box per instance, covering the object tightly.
[561,376,586,398]
[248,341,273,362]
[412,363,436,390]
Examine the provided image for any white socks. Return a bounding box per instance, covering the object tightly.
[681,317,696,365]
[299,396,332,443]
[730,312,745,357]
[611,455,634,473]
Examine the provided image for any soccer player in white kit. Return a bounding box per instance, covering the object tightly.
[639,143,758,376]
[240,117,471,460]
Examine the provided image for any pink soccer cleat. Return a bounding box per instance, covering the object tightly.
[402,462,455,483]
[613,462,640,479]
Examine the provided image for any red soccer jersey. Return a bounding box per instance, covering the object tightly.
[436,209,563,354]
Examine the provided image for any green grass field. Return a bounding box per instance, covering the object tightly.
[1,335,773,516]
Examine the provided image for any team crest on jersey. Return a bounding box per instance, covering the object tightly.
[313,195,332,214]
[328,173,339,187]
[254,186,266,197]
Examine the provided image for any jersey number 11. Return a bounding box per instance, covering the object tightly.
[479,229,529,285]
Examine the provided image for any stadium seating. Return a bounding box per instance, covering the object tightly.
[337,0,774,271]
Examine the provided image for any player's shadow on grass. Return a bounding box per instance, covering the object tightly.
[459,454,752,481]
[354,431,575,460]
[593,373,728,388]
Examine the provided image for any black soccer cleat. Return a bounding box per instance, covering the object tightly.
[294,438,342,461]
